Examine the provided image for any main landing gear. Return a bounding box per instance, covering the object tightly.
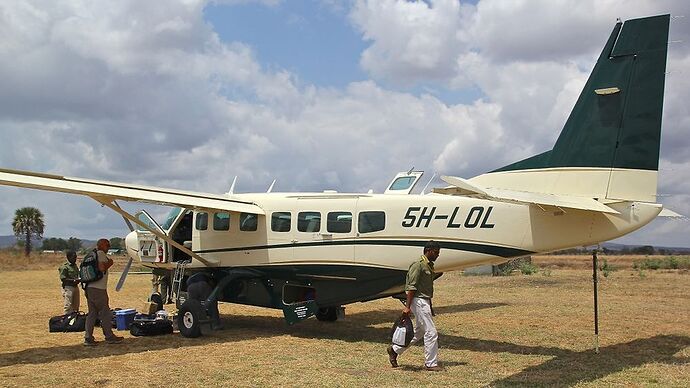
[178,299,208,338]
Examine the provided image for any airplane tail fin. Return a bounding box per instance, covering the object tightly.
[470,14,670,203]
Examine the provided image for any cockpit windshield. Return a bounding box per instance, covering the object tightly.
[161,207,182,231]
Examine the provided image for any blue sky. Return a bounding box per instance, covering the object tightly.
[204,1,484,103]
[205,1,367,88]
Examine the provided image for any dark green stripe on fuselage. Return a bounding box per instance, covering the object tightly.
[194,239,533,258]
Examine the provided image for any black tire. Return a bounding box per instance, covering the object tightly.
[178,299,205,338]
[315,306,338,322]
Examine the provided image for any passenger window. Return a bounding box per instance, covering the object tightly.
[240,213,258,231]
[271,212,291,232]
[195,212,208,230]
[298,212,321,232]
[359,211,386,233]
[327,212,352,233]
[213,212,230,231]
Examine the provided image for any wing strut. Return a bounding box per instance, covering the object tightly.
[91,195,217,267]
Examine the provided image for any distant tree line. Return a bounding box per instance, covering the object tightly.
[553,245,683,255]
[40,237,124,252]
[41,237,82,252]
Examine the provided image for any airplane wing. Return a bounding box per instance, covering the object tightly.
[0,167,264,215]
[435,175,620,214]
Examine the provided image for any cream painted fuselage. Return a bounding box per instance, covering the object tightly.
[130,191,661,273]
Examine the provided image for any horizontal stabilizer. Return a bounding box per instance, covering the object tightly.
[0,167,264,215]
[439,176,488,196]
[658,208,685,218]
[436,175,619,214]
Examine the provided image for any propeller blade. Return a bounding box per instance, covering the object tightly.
[115,256,134,292]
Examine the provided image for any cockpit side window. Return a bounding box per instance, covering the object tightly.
[195,212,208,230]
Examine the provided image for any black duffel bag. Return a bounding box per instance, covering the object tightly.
[49,311,87,332]
[130,319,173,336]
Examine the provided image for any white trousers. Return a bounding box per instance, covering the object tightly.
[392,297,438,367]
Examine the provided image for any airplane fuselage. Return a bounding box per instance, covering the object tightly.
[130,191,661,273]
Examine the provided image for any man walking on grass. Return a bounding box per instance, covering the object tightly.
[387,241,442,371]
[84,238,124,346]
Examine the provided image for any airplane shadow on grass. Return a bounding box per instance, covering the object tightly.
[1,302,688,387]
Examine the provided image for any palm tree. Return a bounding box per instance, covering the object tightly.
[12,207,45,256]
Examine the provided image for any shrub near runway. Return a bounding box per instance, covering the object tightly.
[0,255,687,386]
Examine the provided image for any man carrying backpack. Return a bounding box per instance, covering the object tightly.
[83,238,124,346]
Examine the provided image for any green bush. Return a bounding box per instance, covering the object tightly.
[599,259,617,277]
[519,262,539,275]
[632,256,690,271]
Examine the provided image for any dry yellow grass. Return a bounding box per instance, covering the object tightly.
[0,254,688,387]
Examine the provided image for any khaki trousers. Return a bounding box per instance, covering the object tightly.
[62,285,80,314]
[85,287,116,341]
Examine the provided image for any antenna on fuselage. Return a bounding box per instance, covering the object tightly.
[267,179,276,193]
[420,172,437,195]
[407,166,415,175]
[226,176,237,195]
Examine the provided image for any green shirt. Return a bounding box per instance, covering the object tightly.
[404,255,435,299]
[58,262,79,287]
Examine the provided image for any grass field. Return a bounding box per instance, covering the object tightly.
[0,253,688,387]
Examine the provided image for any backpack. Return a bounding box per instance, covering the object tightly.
[79,249,103,289]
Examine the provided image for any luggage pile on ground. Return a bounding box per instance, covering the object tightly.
[49,298,175,337]
[129,312,173,336]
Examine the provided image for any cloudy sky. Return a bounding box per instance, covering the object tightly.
[0,0,688,247]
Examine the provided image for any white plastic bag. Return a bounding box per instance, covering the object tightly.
[390,315,413,347]
[392,324,407,346]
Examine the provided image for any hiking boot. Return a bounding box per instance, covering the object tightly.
[105,335,124,344]
[387,346,399,368]
[83,338,98,347]
[425,365,443,372]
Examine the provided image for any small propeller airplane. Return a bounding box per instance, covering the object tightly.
[0,14,680,336]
